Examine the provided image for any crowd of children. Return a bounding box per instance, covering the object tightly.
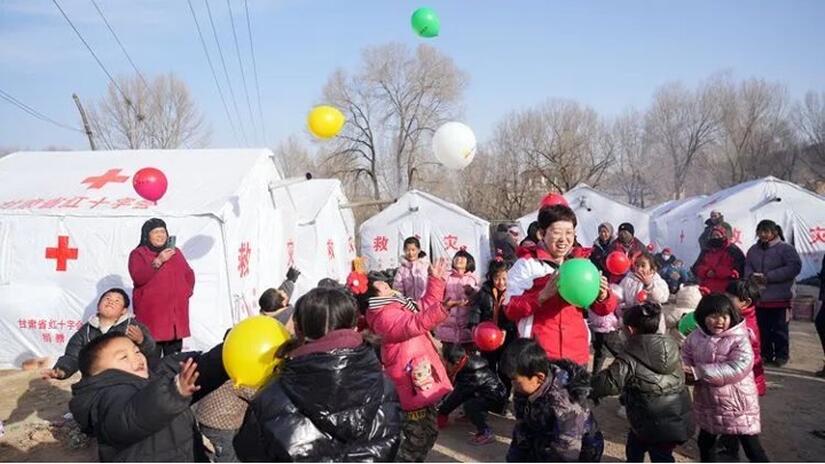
[40,203,785,463]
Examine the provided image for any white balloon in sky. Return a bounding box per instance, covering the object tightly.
[432,121,477,170]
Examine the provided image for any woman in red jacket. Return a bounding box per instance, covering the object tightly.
[128,218,195,357]
[505,205,617,366]
[691,225,745,294]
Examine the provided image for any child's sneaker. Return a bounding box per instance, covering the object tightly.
[470,428,494,446]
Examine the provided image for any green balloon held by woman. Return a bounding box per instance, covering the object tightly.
[411,7,440,38]
[557,258,602,308]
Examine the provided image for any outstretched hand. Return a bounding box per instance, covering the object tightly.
[429,257,449,280]
[41,368,66,380]
[175,358,201,397]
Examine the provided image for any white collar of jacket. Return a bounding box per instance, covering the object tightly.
[88,313,131,333]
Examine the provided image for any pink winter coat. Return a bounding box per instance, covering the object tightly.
[434,271,480,344]
[366,276,453,411]
[393,258,430,301]
[682,321,761,435]
[128,246,195,342]
[589,273,669,334]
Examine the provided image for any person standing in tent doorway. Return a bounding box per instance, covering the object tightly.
[745,219,802,367]
[589,222,614,273]
[698,210,733,250]
[129,218,195,357]
[393,236,430,301]
[606,223,646,284]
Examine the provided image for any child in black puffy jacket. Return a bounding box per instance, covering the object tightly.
[437,344,507,446]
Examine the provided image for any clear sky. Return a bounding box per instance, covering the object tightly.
[1,0,824,151]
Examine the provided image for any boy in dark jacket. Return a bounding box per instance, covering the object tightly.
[591,302,693,462]
[44,288,156,380]
[501,338,604,462]
[437,344,507,446]
[69,332,227,462]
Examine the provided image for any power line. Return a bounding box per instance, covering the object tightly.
[186,0,241,146]
[203,0,248,145]
[244,0,268,145]
[0,88,84,133]
[89,0,151,91]
[226,0,258,145]
[51,0,141,118]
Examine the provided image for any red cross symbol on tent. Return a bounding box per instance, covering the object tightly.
[82,169,129,189]
[45,235,78,271]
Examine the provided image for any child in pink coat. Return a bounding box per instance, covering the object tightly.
[435,249,480,348]
[393,236,430,300]
[682,294,768,462]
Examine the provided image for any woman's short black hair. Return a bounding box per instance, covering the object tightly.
[78,332,134,377]
[453,249,476,273]
[98,288,130,309]
[259,288,287,312]
[485,258,508,283]
[756,219,780,237]
[403,236,427,258]
[293,287,359,340]
[694,293,743,334]
[538,205,578,231]
[622,302,662,335]
[725,278,761,305]
[526,221,540,242]
[500,338,549,378]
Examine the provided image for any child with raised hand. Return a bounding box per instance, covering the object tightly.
[591,302,693,462]
[44,288,155,380]
[393,236,430,300]
[436,248,480,350]
[682,294,768,462]
[437,344,507,446]
[363,257,453,462]
[68,332,227,461]
[501,338,604,462]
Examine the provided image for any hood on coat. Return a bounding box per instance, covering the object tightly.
[675,285,702,312]
[70,369,149,433]
[623,334,682,375]
[88,314,132,332]
[279,343,387,444]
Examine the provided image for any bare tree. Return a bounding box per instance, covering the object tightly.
[645,79,721,199]
[88,73,210,149]
[793,91,825,178]
[607,109,658,207]
[272,135,317,178]
[321,43,467,200]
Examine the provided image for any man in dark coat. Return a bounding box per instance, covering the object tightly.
[698,210,733,251]
[69,333,227,462]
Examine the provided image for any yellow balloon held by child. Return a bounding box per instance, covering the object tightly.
[307,105,345,139]
[223,315,291,389]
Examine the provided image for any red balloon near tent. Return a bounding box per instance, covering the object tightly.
[472,321,506,352]
[539,193,568,208]
[605,251,631,275]
[133,167,168,204]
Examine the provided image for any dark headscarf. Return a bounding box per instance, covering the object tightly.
[140,218,168,253]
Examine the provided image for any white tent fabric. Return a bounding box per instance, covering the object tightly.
[651,177,825,279]
[359,190,491,277]
[648,195,707,255]
[0,149,302,368]
[270,178,357,297]
[517,185,651,246]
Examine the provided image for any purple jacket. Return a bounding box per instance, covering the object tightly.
[435,271,480,344]
[393,258,430,301]
[682,321,760,435]
[744,238,802,305]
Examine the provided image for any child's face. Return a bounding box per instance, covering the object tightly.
[598,227,610,242]
[511,372,545,396]
[492,271,507,292]
[453,256,467,272]
[93,337,149,378]
[634,259,653,275]
[540,221,575,260]
[98,292,127,321]
[404,244,420,262]
[704,313,731,335]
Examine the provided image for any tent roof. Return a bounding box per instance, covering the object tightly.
[565,184,646,212]
[0,149,278,217]
[360,189,489,229]
[271,178,345,225]
[694,176,825,213]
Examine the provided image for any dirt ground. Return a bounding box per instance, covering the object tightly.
[2,319,824,462]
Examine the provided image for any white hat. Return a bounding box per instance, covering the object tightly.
[674,285,702,312]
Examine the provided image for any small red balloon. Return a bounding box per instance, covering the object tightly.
[636,290,648,303]
[539,193,569,209]
[647,242,656,252]
[133,167,168,203]
[605,251,631,276]
[472,321,506,352]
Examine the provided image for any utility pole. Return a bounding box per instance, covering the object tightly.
[72,93,96,150]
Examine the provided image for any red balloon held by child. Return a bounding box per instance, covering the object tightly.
[605,251,631,275]
[472,322,506,352]
[133,167,168,203]
[636,290,648,303]
[539,193,568,208]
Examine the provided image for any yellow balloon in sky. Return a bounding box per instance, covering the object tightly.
[307,105,345,139]
[223,315,291,389]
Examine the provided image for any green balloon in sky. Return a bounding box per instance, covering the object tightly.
[557,258,601,309]
[411,7,440,38]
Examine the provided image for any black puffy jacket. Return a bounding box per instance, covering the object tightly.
[234,342,402,462]
[438,355,506,415]
[591,334,693,444]
[469,282,517,337]
[69,344,227,462]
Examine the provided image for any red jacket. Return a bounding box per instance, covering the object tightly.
[128,246,195,342]
[505,245,618,365]
[691,240,745,294]
[741,305,766,396]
